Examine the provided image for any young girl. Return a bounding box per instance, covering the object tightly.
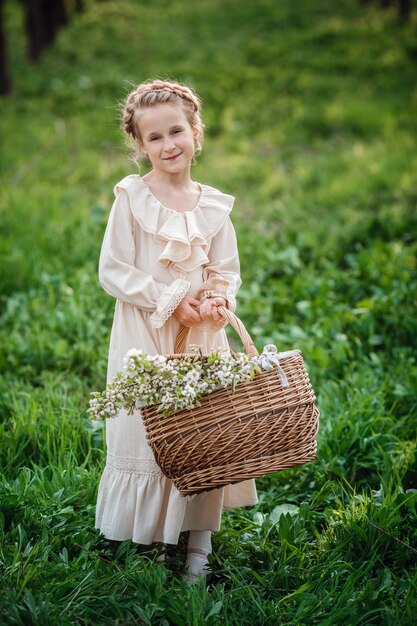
[94,79,258,582]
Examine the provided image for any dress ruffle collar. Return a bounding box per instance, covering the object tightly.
[114,175,234,273]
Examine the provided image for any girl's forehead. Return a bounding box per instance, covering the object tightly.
[136,102,189,133]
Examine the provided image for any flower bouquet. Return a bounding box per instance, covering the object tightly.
[88,346,261,421]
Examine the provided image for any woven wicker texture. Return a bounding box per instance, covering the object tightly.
[141,307,319,496]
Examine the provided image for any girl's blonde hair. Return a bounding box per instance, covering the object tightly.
[122,79,204,161]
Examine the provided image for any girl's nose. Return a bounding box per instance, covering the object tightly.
[163,137,175,151]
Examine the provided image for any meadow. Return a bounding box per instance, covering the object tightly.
[0,0,416,623]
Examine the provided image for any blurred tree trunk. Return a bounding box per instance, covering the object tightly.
[0,0,12,94]
[361,0,412,19]
[1,0,84,95]
[399,0,411,18]
[23,0,68,62]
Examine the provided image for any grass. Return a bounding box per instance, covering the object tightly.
[0,0,416,623]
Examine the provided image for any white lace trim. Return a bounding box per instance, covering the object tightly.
[106,452,163,476]
[150,279,191,329]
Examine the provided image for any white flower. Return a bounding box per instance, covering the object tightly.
[126,348,142,358]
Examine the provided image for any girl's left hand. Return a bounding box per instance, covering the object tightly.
[199,297,227,323]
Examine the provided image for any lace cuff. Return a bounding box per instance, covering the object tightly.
[150,278,191,329]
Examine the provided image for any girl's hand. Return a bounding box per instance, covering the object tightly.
[199,297,227,324]
[172,295,202,327]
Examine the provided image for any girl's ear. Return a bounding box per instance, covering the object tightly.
[138,140,147,157]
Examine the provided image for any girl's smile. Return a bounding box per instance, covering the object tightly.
[163,153,182,161]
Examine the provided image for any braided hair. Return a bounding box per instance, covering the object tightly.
[122,79,204,160]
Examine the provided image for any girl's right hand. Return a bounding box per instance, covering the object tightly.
[172,295,202,327]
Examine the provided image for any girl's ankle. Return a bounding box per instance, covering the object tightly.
[183,550,210,584]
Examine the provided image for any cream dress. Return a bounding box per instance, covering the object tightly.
[94,174,257,545]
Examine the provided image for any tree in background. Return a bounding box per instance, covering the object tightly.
[361,0,412,19]
[0,0,12,94]
[24,0,68,62]
[0,0,84,95]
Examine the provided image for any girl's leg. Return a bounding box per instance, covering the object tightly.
[155,543,166,562]
[184,530,212,583]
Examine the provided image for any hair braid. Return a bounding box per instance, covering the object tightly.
[121,79,204,160]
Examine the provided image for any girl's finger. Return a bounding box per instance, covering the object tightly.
[211,307,221,321]
[188,297,201,307]
[189,308,202,322]
[199,301,212,319]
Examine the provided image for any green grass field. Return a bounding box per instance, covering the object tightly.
[0,0,416,623]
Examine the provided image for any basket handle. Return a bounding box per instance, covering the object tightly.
[175,306,259,358]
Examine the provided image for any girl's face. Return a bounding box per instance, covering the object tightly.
[136,102,197,176]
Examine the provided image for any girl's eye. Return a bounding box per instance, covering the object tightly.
[150,136,159,141]
[172,129,181,134]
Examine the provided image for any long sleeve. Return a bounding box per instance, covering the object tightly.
[202,216,241,312]
[98,188,190,323]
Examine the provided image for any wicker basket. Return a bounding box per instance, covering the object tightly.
[141,307,319,496]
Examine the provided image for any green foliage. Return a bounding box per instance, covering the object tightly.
[0,0,416,623]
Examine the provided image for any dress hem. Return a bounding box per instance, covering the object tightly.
[94,464,257,545]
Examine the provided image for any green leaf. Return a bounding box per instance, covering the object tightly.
[270,503,299,523]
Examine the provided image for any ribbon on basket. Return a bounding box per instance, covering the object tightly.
[254,344,289,388]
